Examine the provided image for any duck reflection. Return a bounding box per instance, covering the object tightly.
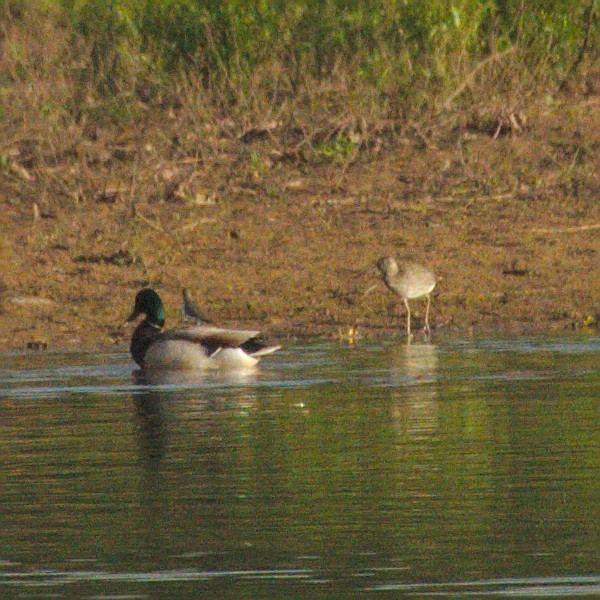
[129,368,267,566]
[134,391,170,471]
[388,342,439,437]
[132,368,261,471]
[133,367,259,387]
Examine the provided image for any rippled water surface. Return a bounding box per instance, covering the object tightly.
[1,338,599,598]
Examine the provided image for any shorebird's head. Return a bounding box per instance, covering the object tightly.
[376,256,398,277]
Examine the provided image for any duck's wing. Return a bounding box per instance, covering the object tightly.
[240,338,282,357]
[162,325,261,348]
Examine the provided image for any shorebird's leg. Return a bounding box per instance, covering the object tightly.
[403,298,413,341]
[424,294,432,336]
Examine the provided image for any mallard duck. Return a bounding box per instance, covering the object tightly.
[127,288,281,370]
[376,257,437,339]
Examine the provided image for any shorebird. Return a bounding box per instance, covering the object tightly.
[376,257,437,339]
[181,287,213,325]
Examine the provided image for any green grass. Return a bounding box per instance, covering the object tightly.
[5,1,597,95]
[0,0,597,148]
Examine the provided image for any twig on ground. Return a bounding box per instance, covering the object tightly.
[532,223,600,234]
[136,213,165,233]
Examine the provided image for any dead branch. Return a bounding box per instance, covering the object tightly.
[443,46,517,110]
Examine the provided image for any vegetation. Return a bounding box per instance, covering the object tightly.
[0,1,598,347]
[1,0,597,135]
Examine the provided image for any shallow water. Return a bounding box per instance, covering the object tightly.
[1,337,599,598]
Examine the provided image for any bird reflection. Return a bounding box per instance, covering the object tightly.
[134,391,170,471]
[390,342,439,384]
[129,368,265,566]
[131,367,261,472]
[133,367,258,387]
[388,342,440,437]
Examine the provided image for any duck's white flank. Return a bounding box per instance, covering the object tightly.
[143,340,212,371]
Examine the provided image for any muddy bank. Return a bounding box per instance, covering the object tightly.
[0,99,598,352]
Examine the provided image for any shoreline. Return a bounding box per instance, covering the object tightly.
[1,98,598,353]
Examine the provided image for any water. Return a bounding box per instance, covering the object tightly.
[1,338,598,598]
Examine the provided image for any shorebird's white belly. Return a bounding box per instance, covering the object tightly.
[404,280,436,299]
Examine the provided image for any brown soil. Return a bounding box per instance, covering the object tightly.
[1,97,599,352]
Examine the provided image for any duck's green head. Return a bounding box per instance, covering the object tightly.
[127,288,166,326]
